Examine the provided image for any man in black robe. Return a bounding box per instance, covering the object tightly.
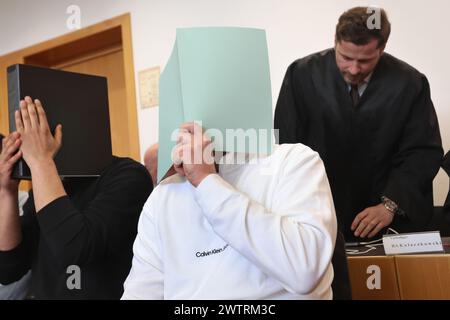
[274,7,443,241]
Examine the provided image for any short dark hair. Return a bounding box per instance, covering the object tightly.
[335,7,391,48]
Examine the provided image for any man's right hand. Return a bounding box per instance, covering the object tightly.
[0,132,22,193]
[172,122,217,187]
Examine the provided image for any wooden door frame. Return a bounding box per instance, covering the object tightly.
[0,13,140,160]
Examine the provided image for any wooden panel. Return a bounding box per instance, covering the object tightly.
[25,27,122,67]
[1,14,128,63]
[0,13,140,162]
[347,256,401,300]
[395,254,450,299]
[120,14,140,160]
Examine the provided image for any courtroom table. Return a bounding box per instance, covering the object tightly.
[347,237,450,300]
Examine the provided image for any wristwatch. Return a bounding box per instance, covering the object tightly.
[381,196,405,217]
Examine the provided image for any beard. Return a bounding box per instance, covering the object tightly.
[341,72,368,85]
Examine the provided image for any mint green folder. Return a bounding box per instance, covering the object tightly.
[158,27,273,182]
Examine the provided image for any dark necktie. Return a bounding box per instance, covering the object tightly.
[350,85,360,107]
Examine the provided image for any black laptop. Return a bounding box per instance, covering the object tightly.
[7,64,113,179]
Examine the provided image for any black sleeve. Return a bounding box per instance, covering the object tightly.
[443,151,450,176]
[443,151,450,211]
[274,62,307,144]
[35,160,152,269]
[383,76,443,229]
[0,193,39,285]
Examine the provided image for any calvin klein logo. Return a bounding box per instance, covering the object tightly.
[196,244,229,258]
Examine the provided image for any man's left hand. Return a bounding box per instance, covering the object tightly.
[15,96,62,169]
[351,203,394,238]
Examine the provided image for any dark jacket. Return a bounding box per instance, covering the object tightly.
[275,49,443,240]
[0,157,152,299]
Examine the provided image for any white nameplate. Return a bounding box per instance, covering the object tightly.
[382,231,444,255]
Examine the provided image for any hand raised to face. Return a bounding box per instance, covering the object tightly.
[0,132,22,192]
[172,122,217,187]
[14,96,62,169]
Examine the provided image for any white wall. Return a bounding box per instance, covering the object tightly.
[0,0,448,204]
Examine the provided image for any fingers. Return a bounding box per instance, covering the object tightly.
[367,222,385,238]
[177,125,211,146]
[203,140,215,165]
[172,144,183,166]
[180,122,202,134]
[25,96,39,128]
[172,143,185,175]
[177,129,192,145]
[352,209,376,238]
[14,110,24,133]
[180,122,195,132]
[351,210,368,231]
[353,219,367,237]
[17,97,48,131]
[180,122,208,143]
[353,209,388,238]
[1,133,21,157]
[365,206,394,238]
[19,100,31,131]
[175,123,215,169]
[7,149,22,166]
[2,133,14,152]
[358,220,379,238]
[35,99,50,131]
[6,138,21,157]
[0,133,22,168]
[54,124,63,147]
[15,97,61,148]
[175,130,194,165]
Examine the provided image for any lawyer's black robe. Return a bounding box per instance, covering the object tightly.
[275,49,443,240]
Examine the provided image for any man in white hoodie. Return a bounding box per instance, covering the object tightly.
[122,122,337,299]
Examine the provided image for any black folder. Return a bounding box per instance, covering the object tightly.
[7,64,113,179]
